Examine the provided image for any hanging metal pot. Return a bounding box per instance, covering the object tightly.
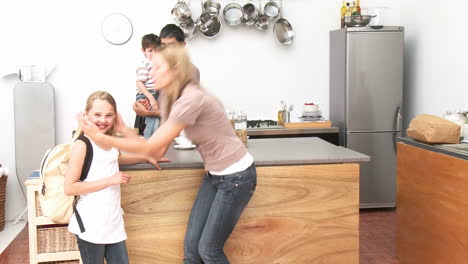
[203,0,221,17]
[273,18,294,45]
[273,0,294,45]
[171,0,192,21]
[223,3,244,26]
[256,14,269,30]
[242,2,259,26]
[263,0,280,19]
[255,0,269,30]
[197,13,221,38]
[179,17,197,39]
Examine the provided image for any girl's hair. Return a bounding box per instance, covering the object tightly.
[154,44,194,117]
[84,91,117,136]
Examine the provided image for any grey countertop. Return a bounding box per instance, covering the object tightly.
[247,127,338,136]
[120,137,370,171]
[398,137,468,160]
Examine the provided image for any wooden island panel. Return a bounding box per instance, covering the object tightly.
[122,163,359,264]
[397,143,468,264]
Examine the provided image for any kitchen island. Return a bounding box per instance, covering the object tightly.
[120,138,369,264]
[397,138,468,264]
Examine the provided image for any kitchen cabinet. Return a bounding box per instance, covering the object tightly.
[120,138,368,263]
[397,138,468,263]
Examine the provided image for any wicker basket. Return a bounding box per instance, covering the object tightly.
[37,225,78,253]
[35,192,42,216]
[0,175,7,232]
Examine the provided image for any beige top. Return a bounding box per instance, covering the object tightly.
[166,82,247,171]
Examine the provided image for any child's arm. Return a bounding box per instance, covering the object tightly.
[133,100,160,117]
[64,141,130,196]
[136,80,158,110]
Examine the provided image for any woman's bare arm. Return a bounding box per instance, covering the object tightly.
[81,117,185,161]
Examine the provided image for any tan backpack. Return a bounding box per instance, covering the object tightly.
[39,134,93,228]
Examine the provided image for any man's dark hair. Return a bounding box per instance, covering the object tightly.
[160,24,185,43]
[141,33,161,49]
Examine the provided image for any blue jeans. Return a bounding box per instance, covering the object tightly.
[76,236,129,264]
[184,163,257,264]
[136,90,160,138]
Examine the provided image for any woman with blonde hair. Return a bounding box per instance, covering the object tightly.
[81,44,257,264]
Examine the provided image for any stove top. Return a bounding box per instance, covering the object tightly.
[247,120,281,129]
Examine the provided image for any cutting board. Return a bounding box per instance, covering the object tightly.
[284,121,332,129]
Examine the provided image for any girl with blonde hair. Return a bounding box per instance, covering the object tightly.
[66,91,160,264]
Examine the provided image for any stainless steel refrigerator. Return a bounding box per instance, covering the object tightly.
[330,27,404,208]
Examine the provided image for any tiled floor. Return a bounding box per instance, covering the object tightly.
[0,209,399,263]
[0,222,29,264]
[360,208,399,264]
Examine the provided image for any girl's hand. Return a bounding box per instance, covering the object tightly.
[110,172,131,185]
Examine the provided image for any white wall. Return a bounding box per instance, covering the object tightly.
[0,0,402,221]
[400,0,468,128]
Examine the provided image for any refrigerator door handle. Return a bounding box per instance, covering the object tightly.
[395,105,402,132]
[392,105,402,153]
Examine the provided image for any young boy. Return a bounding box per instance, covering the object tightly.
[135,33,161,138]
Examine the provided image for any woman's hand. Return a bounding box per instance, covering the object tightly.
[109,171,131,185]
[146,156,171,170]
[114,113,129,135]
[159,157,170,163]
[79,114,102,141]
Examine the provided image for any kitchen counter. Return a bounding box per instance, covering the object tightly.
[120,138,368,263]
[246,127,339,145]
[397,138,468,263]
[398,137,468,160]
[247,126,338,136]
[121,137,368,171]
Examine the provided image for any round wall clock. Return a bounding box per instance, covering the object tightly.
[101,13,133,45]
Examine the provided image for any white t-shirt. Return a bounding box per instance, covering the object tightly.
[68,140,126,244]
[210,153,254,175]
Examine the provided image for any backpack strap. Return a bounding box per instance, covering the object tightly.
[73,135,94,233]
[39,147,55,195]
[76,135,93,182]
